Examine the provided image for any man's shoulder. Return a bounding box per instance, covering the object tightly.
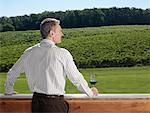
[51,47,71,56]
[60,48,70,53]
[24,43,40,53]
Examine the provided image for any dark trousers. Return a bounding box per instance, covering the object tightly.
[32,92,69,113]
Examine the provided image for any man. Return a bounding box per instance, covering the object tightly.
[5,18,98,113]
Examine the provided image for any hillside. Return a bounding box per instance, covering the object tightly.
[0,25,150,71]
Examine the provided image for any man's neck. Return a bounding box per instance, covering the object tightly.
[46,37,55,44]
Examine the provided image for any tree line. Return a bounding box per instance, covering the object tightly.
[0,7,150,32]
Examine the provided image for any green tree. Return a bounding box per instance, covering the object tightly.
[0,24,3,32]
[0,16,13,25]
[3,24,15,31]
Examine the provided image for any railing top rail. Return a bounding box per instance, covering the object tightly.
[1,94,150,100]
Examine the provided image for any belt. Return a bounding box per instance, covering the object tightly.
[33,92,64,98]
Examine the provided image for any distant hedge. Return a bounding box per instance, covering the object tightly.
[0,25,150,72]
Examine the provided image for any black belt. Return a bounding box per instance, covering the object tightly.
[33,92,64,98]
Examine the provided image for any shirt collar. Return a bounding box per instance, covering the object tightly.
[40,39,55,47]
[41,39,55,45]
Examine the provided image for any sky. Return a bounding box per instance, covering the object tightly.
[0,0,150,17]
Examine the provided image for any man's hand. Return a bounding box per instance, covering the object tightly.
[4,91,18,95]
[91,87,99,97]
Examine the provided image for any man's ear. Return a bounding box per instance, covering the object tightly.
[49,30,54,37]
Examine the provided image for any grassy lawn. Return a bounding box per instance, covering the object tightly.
[0,66,150,94]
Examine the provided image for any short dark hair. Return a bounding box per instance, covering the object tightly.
[40,18,60,39]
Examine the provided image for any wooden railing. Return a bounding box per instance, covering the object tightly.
[0,94,150,113]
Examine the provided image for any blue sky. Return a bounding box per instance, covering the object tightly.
[0,0,149,17]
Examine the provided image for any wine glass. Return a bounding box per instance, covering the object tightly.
[89,73,97,87]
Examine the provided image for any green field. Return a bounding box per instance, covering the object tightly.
[1,66,150,94]
[0,25,150,71]
[0,25,150,94]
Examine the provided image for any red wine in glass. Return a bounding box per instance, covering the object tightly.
[89,79,97,85]
[89,74,97,86]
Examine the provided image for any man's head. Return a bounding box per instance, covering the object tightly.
[40,18,64,43]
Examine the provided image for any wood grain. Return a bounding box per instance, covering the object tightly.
[0,99,150,113]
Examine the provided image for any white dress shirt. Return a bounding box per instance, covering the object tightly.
[5,39,93,97]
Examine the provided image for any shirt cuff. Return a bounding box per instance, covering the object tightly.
[77,84,93,97]
[4,83,14,94]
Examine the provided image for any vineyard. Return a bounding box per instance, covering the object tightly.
[0,25,150,71]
